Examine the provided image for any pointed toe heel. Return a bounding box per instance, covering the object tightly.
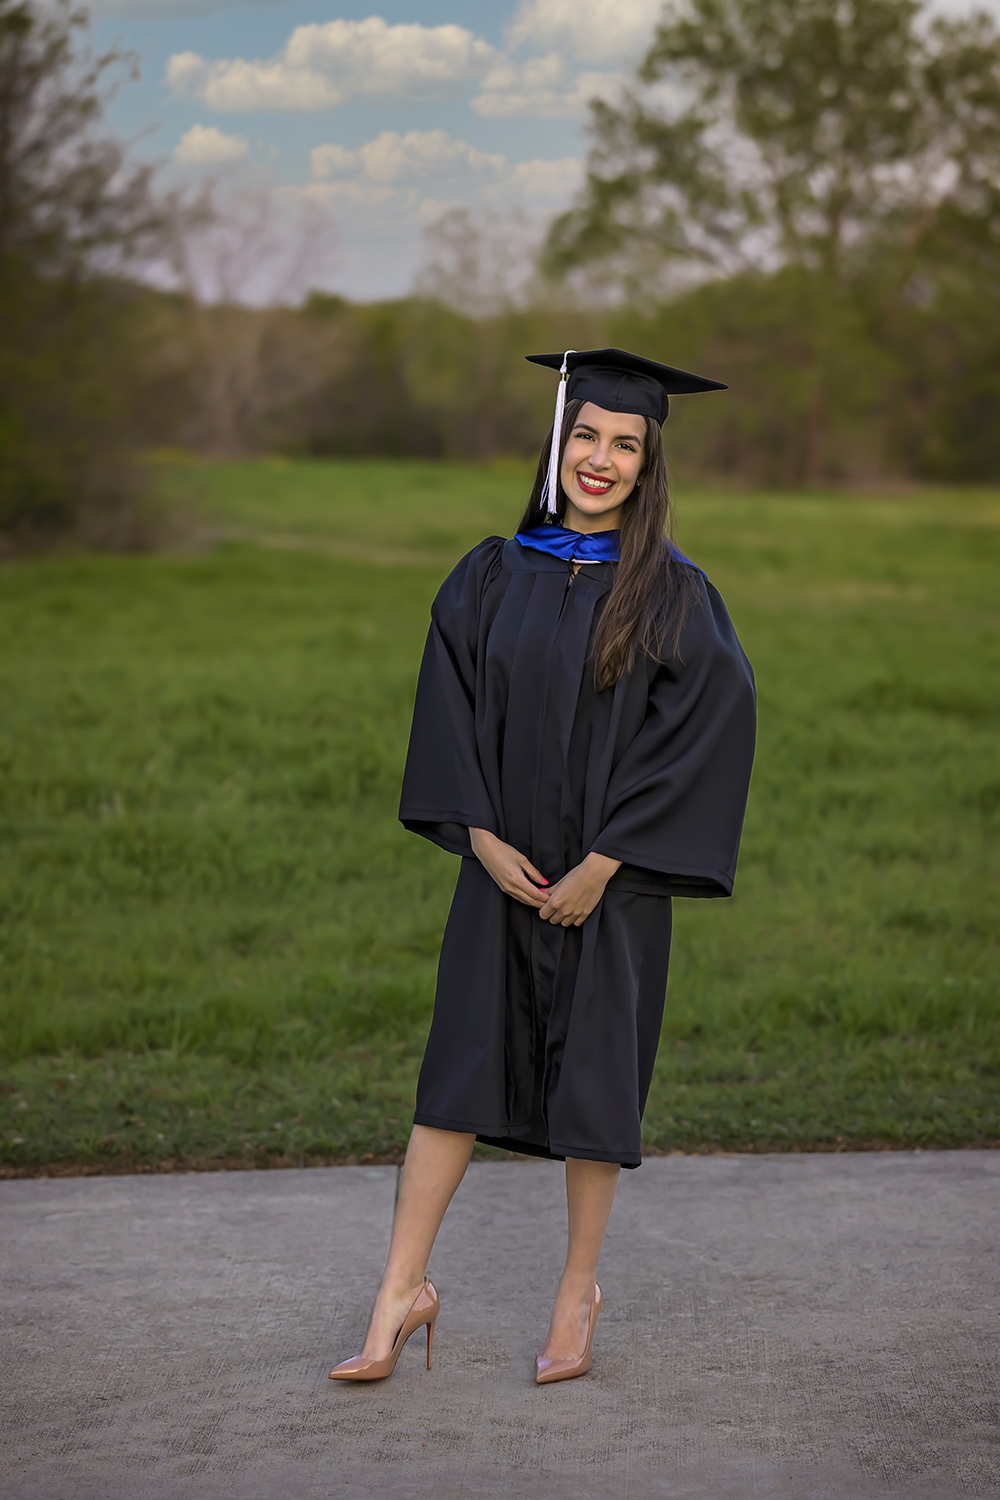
[330,1278,439,1383]
[535,1283,603,1385]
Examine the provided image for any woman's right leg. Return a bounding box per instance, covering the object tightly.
[360,1123,475,1360]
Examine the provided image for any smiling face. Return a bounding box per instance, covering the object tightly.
[559,402,647,533]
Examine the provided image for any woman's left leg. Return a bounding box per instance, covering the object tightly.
[359,1124,475,1360]
[540,1157,620,1360]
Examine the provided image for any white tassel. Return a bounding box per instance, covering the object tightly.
[542,350,576,516]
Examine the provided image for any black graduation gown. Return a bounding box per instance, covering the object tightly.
[399,537,756,1168]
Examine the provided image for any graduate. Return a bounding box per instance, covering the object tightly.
[331,348,756,1386]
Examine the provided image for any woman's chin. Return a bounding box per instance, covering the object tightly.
[573,482,617,510]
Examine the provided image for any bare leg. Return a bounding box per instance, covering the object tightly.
[360,1124,475,1360]
[540,1157,620,1360]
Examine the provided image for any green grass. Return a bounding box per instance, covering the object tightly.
[1,460,998,1171]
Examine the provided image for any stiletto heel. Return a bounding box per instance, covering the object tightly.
[329,1278,439,1382]
[535,1283,603,1385]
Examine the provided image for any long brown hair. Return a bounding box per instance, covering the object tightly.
[517,397,701,690]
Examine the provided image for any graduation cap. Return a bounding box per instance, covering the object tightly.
[527,347,727,514]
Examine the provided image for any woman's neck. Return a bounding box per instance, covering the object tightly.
[560,501,619,535]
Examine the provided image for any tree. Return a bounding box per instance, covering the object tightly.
[415,205,545,317]
[541,0,1000,482]
[545,0,1000,293]
[0,0,172,544]
[164,188,341,456]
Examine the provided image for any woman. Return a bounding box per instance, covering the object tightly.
[330,348,756,1386]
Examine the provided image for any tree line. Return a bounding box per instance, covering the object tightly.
[3,0,1000,548]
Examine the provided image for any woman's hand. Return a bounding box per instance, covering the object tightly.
[469,828,549,908]
[538,852,621,927]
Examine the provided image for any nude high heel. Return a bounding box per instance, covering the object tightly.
[329,1278,439,1382]
[535,1282,603,1385]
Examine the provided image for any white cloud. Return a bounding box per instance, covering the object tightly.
[308,143,357,179]
[311,130,506,185]
[926,0,1000,14]
[503,156,585,201]
[473,67,624,119]
[167,52,210,96]
[507,0,664,63]
[504,0,1000,64]
[165,12,631,122]
[173,123,249,164]
[308,129,579,209]
[167,17,497,112]
[289,131,585,301]
[299,180,397,212]
[480,52,568,94]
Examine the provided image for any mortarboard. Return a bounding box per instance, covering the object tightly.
[527,347,727,514]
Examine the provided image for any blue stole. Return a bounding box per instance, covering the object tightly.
[516,524,619,563]
[515,523,699,571]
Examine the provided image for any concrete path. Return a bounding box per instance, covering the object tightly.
[2,1153,998,1500]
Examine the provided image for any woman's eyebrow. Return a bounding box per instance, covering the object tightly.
[575,423,644,443]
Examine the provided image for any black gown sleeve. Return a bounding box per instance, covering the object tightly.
[592,576,756,898]
[398,538,505,857]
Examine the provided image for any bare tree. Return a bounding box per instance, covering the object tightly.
[416,205,549,316]
[165,188,344,455]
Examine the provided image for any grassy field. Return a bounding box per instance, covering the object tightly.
[1,458,998,1172]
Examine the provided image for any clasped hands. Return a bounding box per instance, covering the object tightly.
[469,828,620,927]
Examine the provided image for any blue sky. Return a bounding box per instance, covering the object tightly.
[91,0,668,299]
[90,0,1000,301]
